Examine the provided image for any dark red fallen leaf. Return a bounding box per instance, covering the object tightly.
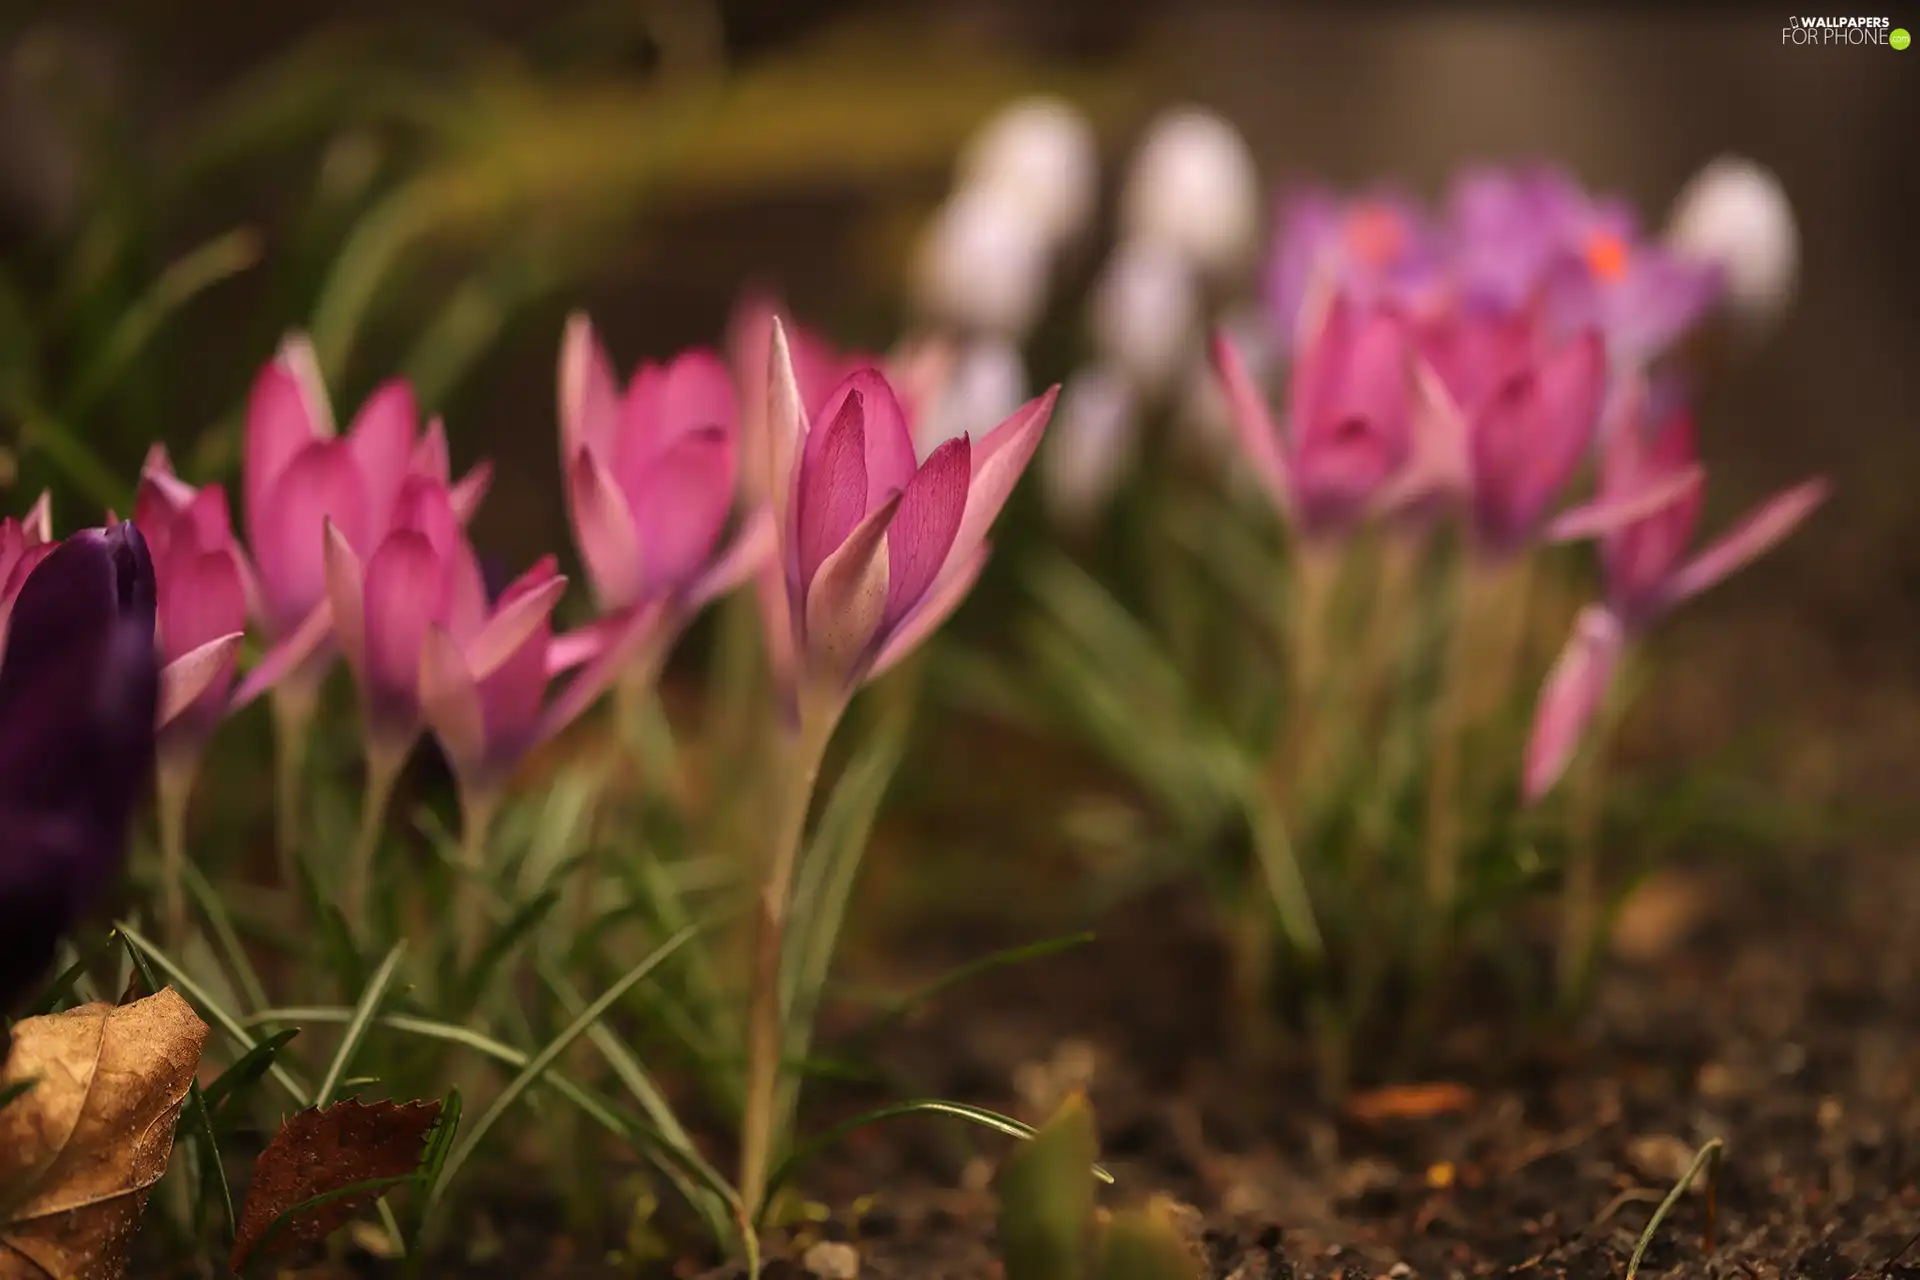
[228,1098,442,1273]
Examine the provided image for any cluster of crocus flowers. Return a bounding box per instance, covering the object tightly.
[0,521,160,1012]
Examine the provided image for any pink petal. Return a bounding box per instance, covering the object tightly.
[1210,331,1293,515]
[258,441,370,633]
[533,601,669,746]
[652,348,735,443]
[228,598,334,712]
[159,547,248,665]
[1546,464,1704,543]
[474,613,552,775]
[322,520,369,679]
[1652,477,1830,614]
[802,492,899,686]
[278,333,335,436]
[412,416,452,484]
[885,437,971,629]
[754,561,797,704]
[687,507,777,610]
[817,369,916,507]
[1469,329,1605,547]
[1523,605,1625,803]
[796,388,872,594]
[546,623,608,677]
[361,531,443,734]
[157,632,245,731]
[559,312,622,460]
[567,446,644,611]
[419,625,486,782]
[945,387,1055,574]
[766,318,808,561]
[465,569,566,681]
[21,491,52,543]
[346,379,420,531]
[1370,360,1470,519]
[243,359,323,550]
[449,460,493,525]
[1286,291,1354,446]
[624,425,735,599]
[183,484,236,550]
[868,540,990,681]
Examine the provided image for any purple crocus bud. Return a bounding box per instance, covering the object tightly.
[0,490,55,653]
[242,334,490,643]
[418,557,572,801]
[1420,311,1609,554]
[764,320,1056,708]
[1284,294,1419,535]
[0,522,159,1010]
[559,315,769,618]
[323,476,495,762]
[134,447,251,767]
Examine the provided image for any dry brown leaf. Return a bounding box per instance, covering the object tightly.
[1343,1081,1476,1124]
[0,988,211,1279]
[229,1099,442,1273]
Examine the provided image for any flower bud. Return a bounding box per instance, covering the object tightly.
[1664,155,1797,331]
[914,185,1055,337]
[956,96,1099,246]
[1089,238,1201,394]
[1119,107,1260,275]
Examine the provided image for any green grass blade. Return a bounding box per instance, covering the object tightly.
[202,1030,302,1120]
[1625,1138,1724,1280]
[453,889,559,1015]
[180,861,273,1019]
[246,1172,422,1270]
[849,932,1096,1048]
[315,943,407,1107]
[60,228,262,422]
[120,930,235,1241]
[764,1099,1114,1213]
[117,924,311,1106]
[24,934,118,1016]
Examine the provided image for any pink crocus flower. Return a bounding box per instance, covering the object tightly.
[132,449,255,766]
[1215,293,1457,539]
[0,492,55,655]
[232,336,491,710]
[763,319,1056,710]
[1523,388,1829,800]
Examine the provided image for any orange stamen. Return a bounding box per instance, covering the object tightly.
[1344,203,1406,266]
[1584,232,1630,283]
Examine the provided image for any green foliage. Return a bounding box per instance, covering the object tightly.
[995,1095,1199,1280]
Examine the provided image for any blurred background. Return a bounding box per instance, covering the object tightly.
[2,0,1914,811]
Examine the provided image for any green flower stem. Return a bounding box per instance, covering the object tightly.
[736,692,840,1225]
[1557,656,1631,1007]
[345,744,406,931]
[454,788,502,971]
[269,681,319,901]
[156,760,195,945]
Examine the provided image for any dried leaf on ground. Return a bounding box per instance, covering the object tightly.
[0,988,210,1280]
[229,1098,442,1273]
[1343,1081,1476,1123]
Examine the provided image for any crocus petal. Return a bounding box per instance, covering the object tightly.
[624,425,735,599]
[278,333,335,437]
[258,440,370,633]
[1469,330,1605,547]
[346,380,419,529]
[546,623,609,677]
[157,632,245,731]
[322,520,369,680]
[464,570,567,681]
[412,417,452,485]
[243,361,322,546]
[868,540,989,680]
[1210,331,1292,515]
[944,387,1056,574]
[361,532,442,724]
[227,600,333,712]
[1651,477,1830,614]
[766,317,808,549]
[647,349,736,444]
[448,461,493,524]
[136,446,197,521]
[687,507,777,611]
[796,388,872,594]
[159,547,248,667]
[419,625,485,780]
[1546,464,1704,543]
[559,312,623,461]
[567,447,644,611]
[803,492,899,686]
[1370,359,1471,519]
[21,491,52,543]
[884,437,971,629]
[1523,605,1625,803]
[817,370,916,508]
[533,602,668,746]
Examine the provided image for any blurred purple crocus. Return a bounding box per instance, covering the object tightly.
[1523,389,1829,799]
[1447,165,1722,367]
[1264,186,1449,352]
[764,319,1056,713]
[0,522,159,1011]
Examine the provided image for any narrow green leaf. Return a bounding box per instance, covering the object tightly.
[422,924,699,1217]
[246,1172,423,1271]
[315,943,407,1107]
[850,932,1095,1047]
[453,889,559,1015]
[181,861,273,1019]
[203,1030,302,1120]
[24,934,118,1016]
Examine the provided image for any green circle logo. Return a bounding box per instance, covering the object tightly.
[1894,27,1912,49]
